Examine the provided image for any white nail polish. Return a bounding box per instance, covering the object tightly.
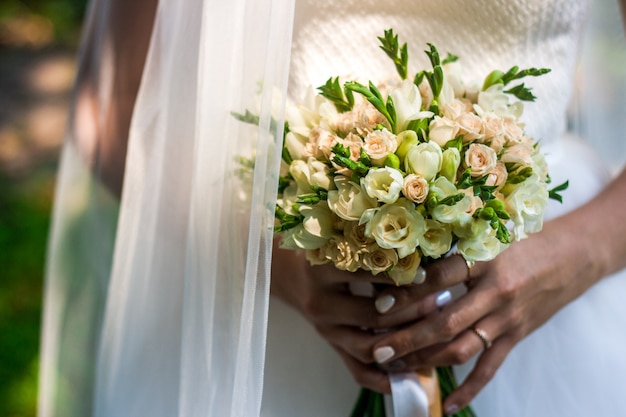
[445,404,459,415]
[436,290,452,307]
[412,266,426,284]
[375,294,395,314]
[373,346,395,364]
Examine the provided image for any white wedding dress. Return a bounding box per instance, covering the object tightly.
[39,0,626,416]
[262,0,626,416]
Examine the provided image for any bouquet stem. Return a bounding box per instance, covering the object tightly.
[350,366,477,417]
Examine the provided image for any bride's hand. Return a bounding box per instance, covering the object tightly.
[367,216,605,414]
[270,239,449,392]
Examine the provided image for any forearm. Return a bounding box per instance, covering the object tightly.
[549,167,626,284]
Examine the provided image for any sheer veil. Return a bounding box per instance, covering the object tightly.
[38,0,295,416]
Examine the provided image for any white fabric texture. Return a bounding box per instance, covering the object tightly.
[39,0,294,416]
[261,0,626,416]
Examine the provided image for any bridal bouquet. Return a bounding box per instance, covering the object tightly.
[273,31,565,280]
[236,29,566,417]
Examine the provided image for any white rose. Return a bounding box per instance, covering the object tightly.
[404,141,443,181]
[363,198,426,258]
[457,218,505,262]
[327,177,378,221]
[389,79,433,131]
[280,224,327,250]
[360,245,398,276]
[388,251,422,285]
[402,174,429,204]
[362,167,404,204]
[428,116,459,147]
[289,157,335,194]
[532,148,549,182]
[465,143,498,177]
[279,202,334,250]
[284,131,311,161]
[363,129,399,165]
[305,247,330,266]
[443,62,466,98]
[429,177,474,231]
[505,175,548,240]
[477,84,523,119]
[419,220,453,259]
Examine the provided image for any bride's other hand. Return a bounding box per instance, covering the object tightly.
[270,239,449,393]
[369,168,626,414]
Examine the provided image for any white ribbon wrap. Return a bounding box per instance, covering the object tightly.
[385,372,430,417]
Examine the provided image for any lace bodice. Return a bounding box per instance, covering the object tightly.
[289,0,590,145]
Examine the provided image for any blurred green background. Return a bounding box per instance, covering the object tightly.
[1,1,86,416]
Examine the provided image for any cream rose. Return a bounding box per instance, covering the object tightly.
[456,112,484,143]
[501,142,533,167]
[307,127,339,161]
[505,175,548,240]
[404,141,443,181]
[502,117,524,142]
[402,173,429,204]
[360,245,398,276]
[362,167,404,204]
[486,161,509,190]
[465,143,498,177]
[362,198,426,258]
[419,220,453,259]
[428,116,459,147]
[323,235,360,272]
[344,221,374,252]
[388,251,422,285]
[363,129,399,165]
[442,98,473,120]
[327,177,378,221]
[279,202,334,250]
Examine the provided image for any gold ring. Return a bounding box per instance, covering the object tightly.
[471,326,492,349]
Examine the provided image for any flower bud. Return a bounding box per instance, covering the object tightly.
[395,130,418,160]
[384,153,401,169]
[441,148,461,182]
[404,141,442,181]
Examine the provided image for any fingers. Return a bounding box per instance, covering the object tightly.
[370,286,500,365]
[442,337,513,415]
[333,346,391,394]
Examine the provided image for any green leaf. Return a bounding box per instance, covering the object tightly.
[442,52,459,65]
[345,81,397,132]
[377,28,409,80]
[548,180,569,203]
[317,77,354,112]
[439,193,465,206]
[504,83,538,102]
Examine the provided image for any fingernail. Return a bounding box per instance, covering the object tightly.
[445,404,459,415]
[436,290,452,307]
[375,294,395,314]
[387,359,406,372]
[412,266,426,284]
[373,346,395,364]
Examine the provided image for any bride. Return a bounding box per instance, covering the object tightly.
[39,0,626,416]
